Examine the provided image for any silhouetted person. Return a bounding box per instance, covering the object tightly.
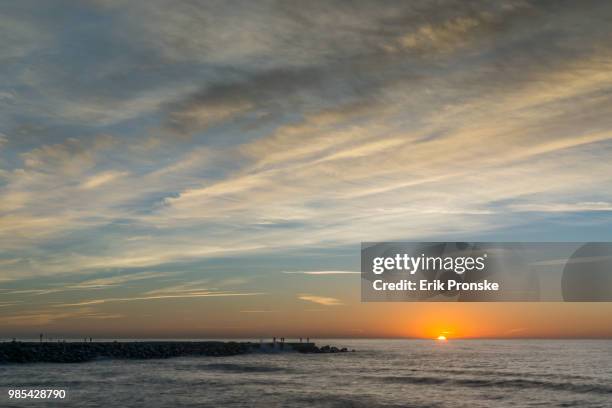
[39,333,43,343]
[273,337,276,344]
[299,337,302,343]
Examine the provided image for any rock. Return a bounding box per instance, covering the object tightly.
[0,341,352,363]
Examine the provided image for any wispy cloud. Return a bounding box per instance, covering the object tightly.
[283,271,360,275]
[67,272,169,289]
[0,272,169,297]
[56,291,264,307]
[509,202,612,213]
[505,327,527,335]
[1,1,612,337]
[3,5,612,280]
[240,310,278,313]
[298,294,342,306]
[3,288,63,296]
[531,255,612,267]
[0,301,22,307]
[144,280,212,295]
[80,170,128,189]
[0,308,123,325]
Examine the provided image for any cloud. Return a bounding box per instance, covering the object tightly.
[298,294,342,306]
[531,255,612,267]
[0,272,169,299]
[505,327,527,335]
[0,10,52,61]
[163,66,334,134]
[283,271,360,275]
[0,2,611,338]
[3,288,62,296]
[81,170,128,189]
[508,202,612,213]
[56,291,264,307]
[0,307,123,325]
[2,0,612,287]
[0,301,22,307]
[144,279,212,295]
[66,272,169,289]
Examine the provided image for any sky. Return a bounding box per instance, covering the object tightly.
[1,0,612,339]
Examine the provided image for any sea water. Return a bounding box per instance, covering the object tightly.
[1,339,611,407]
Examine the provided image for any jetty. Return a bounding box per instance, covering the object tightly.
[0,340,352,364]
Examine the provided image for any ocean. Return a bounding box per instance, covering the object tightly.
[1,339,611,407]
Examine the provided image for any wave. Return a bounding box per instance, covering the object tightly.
[420,367,601,382]
[203,363,290,373]
[294,394,435,408]
[377,375,612,395]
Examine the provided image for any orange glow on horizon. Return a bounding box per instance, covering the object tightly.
[436,335,447,341]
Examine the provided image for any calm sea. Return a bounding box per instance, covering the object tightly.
[1,339,611,407]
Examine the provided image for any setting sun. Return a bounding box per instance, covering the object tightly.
[436,335,447,341]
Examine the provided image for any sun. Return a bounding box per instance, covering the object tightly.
[436,335,447,341]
